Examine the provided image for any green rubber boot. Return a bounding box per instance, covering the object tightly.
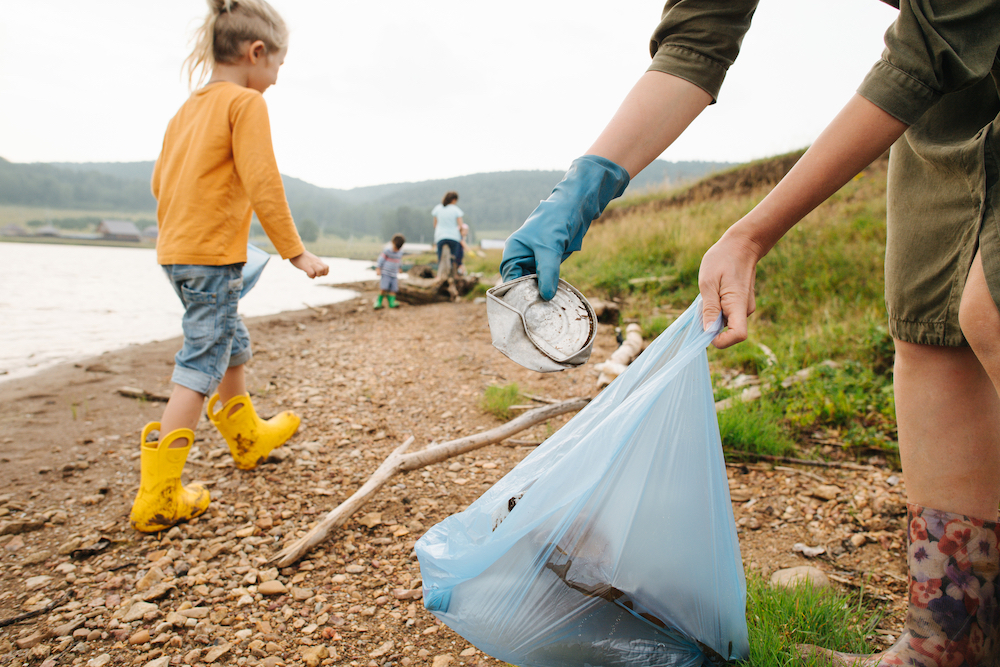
[374,295,384,310]
[388,295,398,308]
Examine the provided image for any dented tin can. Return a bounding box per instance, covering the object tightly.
[486,275,597,373]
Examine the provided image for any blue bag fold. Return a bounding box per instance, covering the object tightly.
[241,243,270,298]
[415,297,749,667]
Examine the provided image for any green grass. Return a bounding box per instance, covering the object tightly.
[741,573,878,666]
[480,383,523,421]
[718,399,797,458]
[0,204,154,226]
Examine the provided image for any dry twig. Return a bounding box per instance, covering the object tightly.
[272,397,591,566]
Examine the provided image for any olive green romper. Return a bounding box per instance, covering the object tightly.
[647,0,1000,346]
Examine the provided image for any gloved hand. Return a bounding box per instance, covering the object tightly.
[501,155,629,300]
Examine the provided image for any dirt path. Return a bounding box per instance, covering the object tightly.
[0,291,909,666]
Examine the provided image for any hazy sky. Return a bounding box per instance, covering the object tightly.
[1,1,898,190]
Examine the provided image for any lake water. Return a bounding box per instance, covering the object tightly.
[0,242,377,382]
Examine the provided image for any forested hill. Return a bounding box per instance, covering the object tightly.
[2,157,733,240]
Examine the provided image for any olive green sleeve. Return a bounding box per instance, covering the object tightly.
[647,0,759,103]
[858,0,1000,125]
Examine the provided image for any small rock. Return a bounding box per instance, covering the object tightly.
[135,566,164,591]
[123,601,158,622]
[129,629,151,645]
[88,654,112,667]
[259,580,287,595]
[770,566,830,590]
[15,632,44,649]
[4,535,24,551]
[459,648,478,657]
[261,657,285,667]
[357,512,382,528]
[850,533,868,548]
[0,519,45,535]
[810,485,841,501]
[178,606,210,619]
[144,657,170,667]
[25,575,52,590]
[183,649,202,664]
[302,645,329,667]
[345,564,365,574]
[392,587,422,600]
[369,640,393,658]
[291,586,313,601]
[204,642,232,663]
[432,654,454,667]
[23,550,52,566]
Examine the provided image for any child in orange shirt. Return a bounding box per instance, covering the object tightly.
[131,0,329,533]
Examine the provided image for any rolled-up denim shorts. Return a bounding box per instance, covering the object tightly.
[162,264,252,396]
[380,274,399,293]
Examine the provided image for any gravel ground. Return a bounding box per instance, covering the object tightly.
[0,292,910,666]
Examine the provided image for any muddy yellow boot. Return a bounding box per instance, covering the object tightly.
[207,393,300,470]
[130,423,210,533]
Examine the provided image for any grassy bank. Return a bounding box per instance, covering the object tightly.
[466,153,897,463]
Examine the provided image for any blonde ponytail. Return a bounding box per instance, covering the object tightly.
[183,0,288,89]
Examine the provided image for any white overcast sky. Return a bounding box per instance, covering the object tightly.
[0,1,897,190]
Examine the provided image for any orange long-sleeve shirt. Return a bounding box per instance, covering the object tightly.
[152,81,305,265]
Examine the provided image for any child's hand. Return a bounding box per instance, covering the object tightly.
[290,250,329,279]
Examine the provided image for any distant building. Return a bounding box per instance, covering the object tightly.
[1,224,27,237]
[98,219,142,243]
[34,224,60,237]
[141,226,158,241]
[480,239,506,250]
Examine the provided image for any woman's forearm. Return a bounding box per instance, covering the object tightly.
[727,94,908,258]
[586,71,713,178]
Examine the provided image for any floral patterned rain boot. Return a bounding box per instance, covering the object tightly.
[801,503,1000,666]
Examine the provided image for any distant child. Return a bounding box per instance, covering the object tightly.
[131,0,329,533]
[375,233,405,309]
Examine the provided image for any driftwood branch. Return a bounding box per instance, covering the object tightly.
[595,323,644,388]
[272,396,591,566]
[0,592,72,628]
[725,451,879,471]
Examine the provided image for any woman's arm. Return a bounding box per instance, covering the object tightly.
[699,94,908,347]
[587,70,712,178]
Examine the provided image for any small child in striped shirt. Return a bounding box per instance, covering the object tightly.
[374,233,405,309]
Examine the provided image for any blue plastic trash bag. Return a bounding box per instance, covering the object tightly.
[415,297,748,667]
[241,243,270,298]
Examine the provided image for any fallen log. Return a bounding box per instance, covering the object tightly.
[396,275,480,305]
[271,396,591,567]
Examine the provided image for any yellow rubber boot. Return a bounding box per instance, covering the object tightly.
[207,393,300,470]
[130,423,210,533]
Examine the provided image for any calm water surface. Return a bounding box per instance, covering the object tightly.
[0,242,377,381]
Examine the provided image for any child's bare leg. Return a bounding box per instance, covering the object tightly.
[160,385,206,448]
[218,364,248,417]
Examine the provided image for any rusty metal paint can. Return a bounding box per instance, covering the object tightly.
[486,275,597,373]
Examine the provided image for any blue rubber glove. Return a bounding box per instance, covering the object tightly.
[501,155,629,300]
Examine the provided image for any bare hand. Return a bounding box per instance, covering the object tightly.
[290,250,329,279]
[698,231,760,349]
